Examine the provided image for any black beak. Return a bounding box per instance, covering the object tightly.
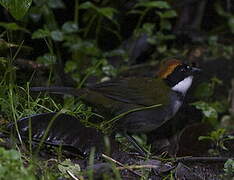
[191,67,202,73]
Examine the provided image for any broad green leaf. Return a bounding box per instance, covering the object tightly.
[97,7,117,20]
[0,148,36,180]
[7,150,21,160]
[199,128,226,142]
[157,45,167,53]
[48,0,65,9]
[192,101,218,119]
[32,29,50,39]
[62,22,78,33]
[79,1,96,10]
[65,60,77,73]
[215,3,230,17]
[102,64,117,76]
[210,128,226,140]
[160,19,172,30]
[0,22,29,32]
[79,2,117,20]
[36,53,56,65]
[135,1,170,9]
[0,57,7,64]
[142,23,154,35]
[194,82,213,99]
[224,159,234,174]
[0,0,32,20]
[28,7,42,22]
[58,159,81,178]
[157,10,177,18]
[50,30,64,41]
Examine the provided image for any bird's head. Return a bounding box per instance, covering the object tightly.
[157,59,201,94]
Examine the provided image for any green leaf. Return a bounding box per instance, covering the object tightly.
[28,7,42,22]
[157,10,177,18]
[50,30,64,41]
[194,82,213,99]
[157,45,167,53]
[97,7,117,20]
[156,32,175,41]
[215,3,230,17]
[48,0,65,9]
[0,0,32,20]
[62,22,79,33]
[102,64,117,76]
[0,39,31,52]
[211,77,222,85]
[128,9,143,15]
[135,1,170,9]
[65,60,77,73]
[0,148,36,180]
[192,101,218,119]
[210,101,226,113]
[0,22,29,32]
[36,53,56,65]
[32,29,50,39]
[193,101,218,119]
[79,2,117,20]
[79,1,96,10]
[7,150,21,160]
[210,128,226,141]
[58,159,81,178]
[198,136,212,141]
[224,159,234,174]
[142,23,155,35]
[160,19,172,30]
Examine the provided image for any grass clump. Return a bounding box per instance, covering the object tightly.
[0,147,36,180]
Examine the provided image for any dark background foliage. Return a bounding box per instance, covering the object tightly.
[0,0,234,179]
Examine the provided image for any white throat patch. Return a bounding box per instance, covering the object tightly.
[172,76,193,94]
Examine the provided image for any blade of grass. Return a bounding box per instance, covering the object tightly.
[101,104,162,131]
[9,86,23,144]
[35,110,66,154]
[78,60,103,88]
[102,154,144,179]
[87,147,95,180]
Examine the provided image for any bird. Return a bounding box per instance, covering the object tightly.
[31,59,201,155]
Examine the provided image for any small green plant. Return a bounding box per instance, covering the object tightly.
[129,0,177,55]
[0,147,36,180]
[192,77,227,126]
[223,159,234,178]
[198,128,234,155]
[215,2,234,34]
[207,35,234,60]
[0,0,32,20]
[58,159,81,179]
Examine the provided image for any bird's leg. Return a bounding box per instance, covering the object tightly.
[124,133,150,157]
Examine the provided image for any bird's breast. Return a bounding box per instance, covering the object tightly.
[168,91,184,118]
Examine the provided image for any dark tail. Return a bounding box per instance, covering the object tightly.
[30,87,84,96]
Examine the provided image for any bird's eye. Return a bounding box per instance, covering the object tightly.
[180,65,190,72]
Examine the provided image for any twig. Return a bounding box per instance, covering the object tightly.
[229,79,234,116]
[176,156,234,163]
[102,154,144,178]
[67,170,83,180]
[14,58,48,71]
[117,164,159,170]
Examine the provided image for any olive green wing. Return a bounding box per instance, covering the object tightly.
[88,77,170,106]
